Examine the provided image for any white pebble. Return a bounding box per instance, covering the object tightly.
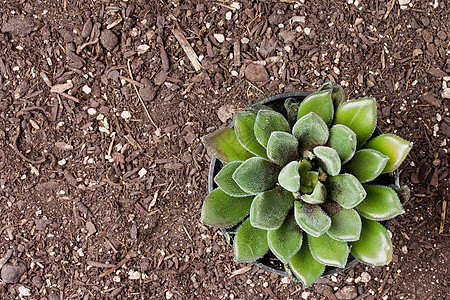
[230,2,241,10]
[82,85,91,94]
[77,248,84,257]
[113,275,121,282]
[18,286,31,297]
[361,271,371,283]
[304,28,311,35]
[137,44,150,54]
[166,291,173,299]
[128,270,141,280]
[281,277,290,284]
[231,70,238,77]
[214,33,225,43]
[292,16,306,23]
[225,11,232,20]
[138,168,147,178]
[333,66,341,75]
[241,37,249,44]
[121,110,132,120]
[87,108,97,115]
[58,159,67,166]
[301,291,310,299]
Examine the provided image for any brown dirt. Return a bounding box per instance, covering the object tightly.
[0,0,448,299]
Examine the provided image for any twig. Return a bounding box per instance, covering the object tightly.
[172,29,202,72]
[99,250,137,278]
[439,200,447,234]
[384,0,396,20]
[87,260,115,268]
[76,38,99,54]
[119,75,145,88]
[126,59,161,135]
[0,249,13,269]
[11,126,47,164]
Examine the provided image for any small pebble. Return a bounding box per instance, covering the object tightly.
[57,159,67,166]
[18,286,31,297]
[82,85,92,94]
[121,111,132,120]
[87,108,97,115]
[214,33,225,43]
[137,44,150,54]
[225,11,232,20]
[304,28,311,35]
[1,263,27,283]
[139,168,147,178]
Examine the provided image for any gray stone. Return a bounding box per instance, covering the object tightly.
[335,285,358,300]
[100,29,118,51]
[1,263,26,283]
[244,64,269,83]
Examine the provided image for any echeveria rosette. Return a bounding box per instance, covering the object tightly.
[201,82,412,287]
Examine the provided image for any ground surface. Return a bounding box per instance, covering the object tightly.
[0,0,449,299]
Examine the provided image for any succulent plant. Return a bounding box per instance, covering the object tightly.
[201,82,412,287]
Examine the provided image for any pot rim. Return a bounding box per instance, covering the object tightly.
[207,91,399,278]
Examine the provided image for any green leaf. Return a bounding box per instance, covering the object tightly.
[292,112,329,151]
[234,111,269,159]
[278,161,301,192]
[267,131,299,166]
[254,110,290,148]
[267,214,303,263]
[297,90,334,125]
[288,235,325,287]
[351,218,392,266]
[363,134,412,173]
[308,232,349,268]
[326,174,366,209]
[300,171,319,194]
[356,185,405,221]
[317,81,346,109]
[294,201,331,237]
[245,104,274,113]
[233,157,281,194]
[202,127,254,163]
[334,97,377,147]
[327,124,357,164]
[344,149,389,183]
[326,208,361,242]
[201,188,254,228]
[250,187,295,230]
[234,219,269,262]
[313,146,341,176]
[301,182,326,204]
[214,161,251,197]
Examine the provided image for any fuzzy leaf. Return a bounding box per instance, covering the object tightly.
[234,219,269,262]
[334,97,377,146]
[278,161,301,192]
[326,208,362,242]
[234,111,269,159]
[344,149,389,183]
[356,185,405,221]
[254,110,290,147]
[214,161,251,197]
[233,157,281,194]
[308,232,349,268]
[267,214,303,263]
[363,134,412,173]
[326,174,367,209]
[250,187,295,230]
[313,146,341,176]
[201,188,253,228]
[351,218,393,266]
[327,124,357,164]
[301,182,326,204]
[202,127,254,163]
[297,90,334,125]
[292,112,329,151]
[267,131,299,166]
[317,81,346,108]
[294,201,331,237]
[288,235,325,287]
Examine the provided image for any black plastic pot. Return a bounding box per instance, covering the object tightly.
[207,91,399,278]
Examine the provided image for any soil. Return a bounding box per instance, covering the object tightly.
[0,0,448,299]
